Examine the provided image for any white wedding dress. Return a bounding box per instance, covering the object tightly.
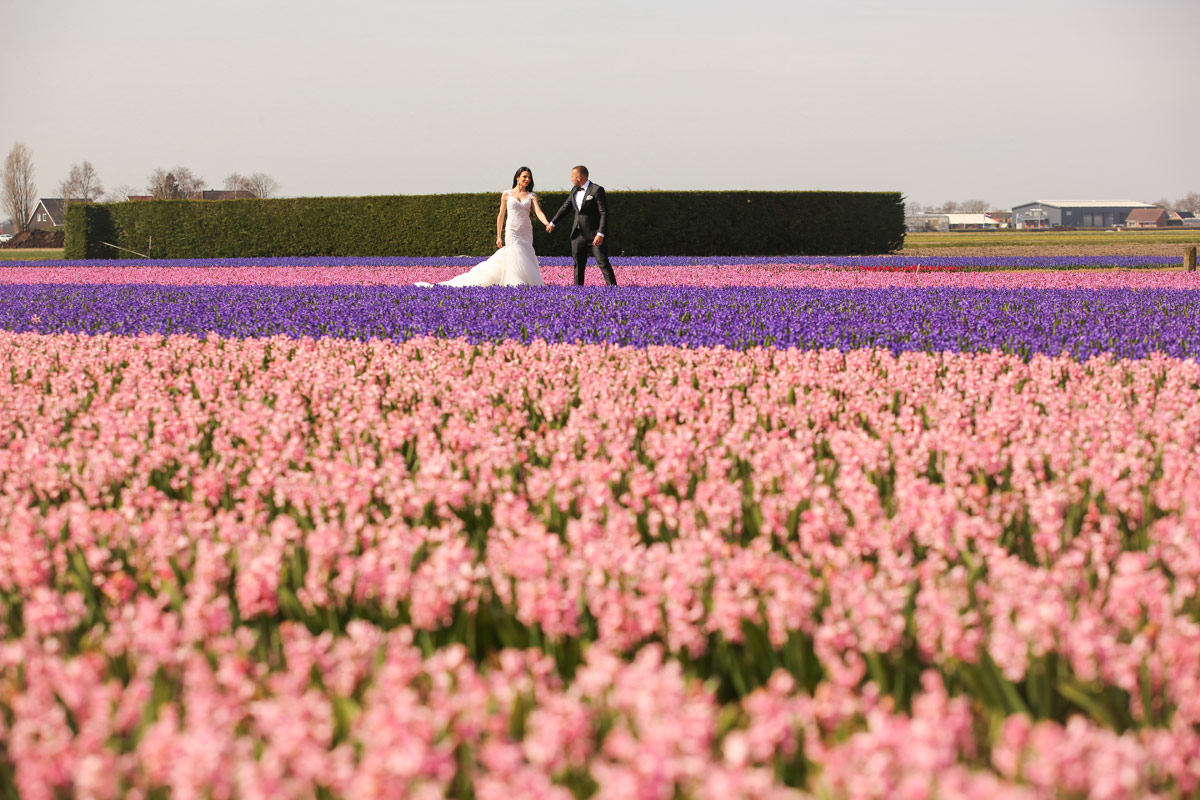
[420,192,545,287]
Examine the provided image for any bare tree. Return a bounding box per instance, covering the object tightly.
[1154,197,1175,212]
[222,172,247,192]
[960,199,990,213]
[147,168,178,199]
[2,142,38,233]
[57,160,105,204]
[106,184,136,203]
[905,200,925,217]
[223,171,280,198]
[1175,192,1200,213]
[147,166,206,199]
[173,167,205,198]
[937,201,962,214]
[243,172,280,198]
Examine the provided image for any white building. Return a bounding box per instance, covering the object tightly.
[906,213,1002,232]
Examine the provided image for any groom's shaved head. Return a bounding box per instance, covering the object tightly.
[573,165,589,178]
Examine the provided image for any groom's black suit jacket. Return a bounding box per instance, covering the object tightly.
[550,182,608,240]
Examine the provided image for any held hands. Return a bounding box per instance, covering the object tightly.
[539,223,599,244]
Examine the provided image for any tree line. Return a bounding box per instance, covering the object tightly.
[1153,193,1200,214]
[907,200,995,215]
[1,142,279,232]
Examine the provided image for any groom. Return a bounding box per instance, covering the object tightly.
[547,165,617,286]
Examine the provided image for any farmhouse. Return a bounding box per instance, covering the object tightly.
[27,198,67,230]
[1125,207,1168,228]
[1168,211,1200,228]
[197,190,254,200]
[1010,200,1156,229]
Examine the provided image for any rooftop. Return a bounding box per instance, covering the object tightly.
[1016,200,1156,209]
[943,213,1001,224]
[28,198,67,226]
[1126,207,1166,223]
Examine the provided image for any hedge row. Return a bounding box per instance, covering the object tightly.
[64,191,905,259]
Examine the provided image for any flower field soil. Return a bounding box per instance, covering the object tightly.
[0,230,65,250]
[2,262,1200,798]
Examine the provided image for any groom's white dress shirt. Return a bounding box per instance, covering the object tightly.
[576,180,603,239]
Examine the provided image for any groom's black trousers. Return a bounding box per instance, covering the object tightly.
[571,235,617,286]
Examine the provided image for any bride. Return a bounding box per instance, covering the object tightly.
[417,166,549,287]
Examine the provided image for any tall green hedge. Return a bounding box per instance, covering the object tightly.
[65,191,904,259]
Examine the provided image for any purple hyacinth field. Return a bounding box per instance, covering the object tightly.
[2,254,1200,798]
[5,283,1200,360]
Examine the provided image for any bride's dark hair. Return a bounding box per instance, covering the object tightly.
[511,166,534,193]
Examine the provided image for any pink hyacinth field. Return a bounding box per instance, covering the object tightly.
[2,258,1200,798]
[3,263,1200,290]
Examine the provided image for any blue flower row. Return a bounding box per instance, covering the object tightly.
[4,283,1200,360]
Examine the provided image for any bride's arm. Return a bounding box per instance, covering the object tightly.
[531,194,550,227]
[495,192,507,248]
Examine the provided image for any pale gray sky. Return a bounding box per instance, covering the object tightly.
[3,0,1197,210]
